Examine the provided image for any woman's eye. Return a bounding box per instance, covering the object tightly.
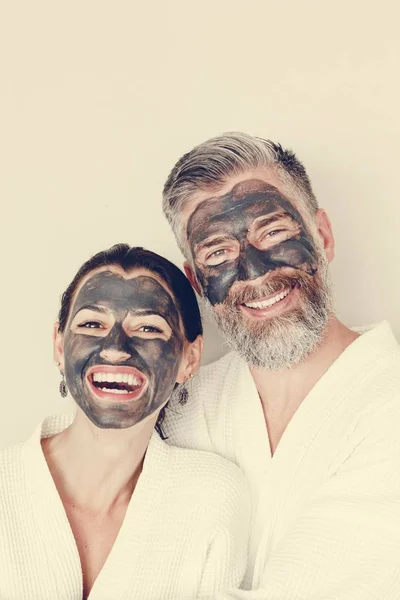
[138,325,162,333]
[78,321,103,329]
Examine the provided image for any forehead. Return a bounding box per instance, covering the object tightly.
[71,267,178,317]
[185,168,285,209]
[186,178,306,242]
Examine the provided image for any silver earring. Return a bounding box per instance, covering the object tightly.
[178,383,188,405]
[178,373,193,406]
[59,370,68,398]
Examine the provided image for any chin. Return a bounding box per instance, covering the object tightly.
[80,401,148,430]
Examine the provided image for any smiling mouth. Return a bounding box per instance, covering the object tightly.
[243,285,292,309]
[86,366,148,401]
[237,282,299,316]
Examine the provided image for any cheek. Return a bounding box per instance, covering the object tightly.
[267,237,318,270]
[132,336,183,373]
[199,264,239,305]
[159,337,182,365]
[64,334,102,370]
[140,344,164,367]
[155,339,183,382]
[143,340,183,405]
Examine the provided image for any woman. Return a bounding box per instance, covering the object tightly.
[0,244,250,600]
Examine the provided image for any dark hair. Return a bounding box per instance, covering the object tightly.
[58,244,202,340]
[58,244,203,437]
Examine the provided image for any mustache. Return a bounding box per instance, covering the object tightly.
[225,271,315,307]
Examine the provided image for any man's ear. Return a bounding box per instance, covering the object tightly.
[315,209,335,263]
[53,322,65,371]
[184,261,202,296]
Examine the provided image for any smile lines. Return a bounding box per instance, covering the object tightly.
[243,287,291,309]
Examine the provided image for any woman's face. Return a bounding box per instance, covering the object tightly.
[56,266,187,429]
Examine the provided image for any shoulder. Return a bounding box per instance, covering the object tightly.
[166,443,250,518]
[0,442,25,499]
[342,322,400,417]
[337,335,400,464]
[163,351,243,444]
[356,341,400,421]
[0,442,24,473]
[168,442,246,484]
[192,351,242,392]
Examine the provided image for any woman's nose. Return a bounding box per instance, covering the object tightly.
[99,347,131,363]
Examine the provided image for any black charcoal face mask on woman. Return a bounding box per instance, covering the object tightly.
[63,271,184,429]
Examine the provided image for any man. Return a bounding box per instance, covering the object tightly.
[162,132,400,599]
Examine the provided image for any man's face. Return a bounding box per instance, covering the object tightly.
[185,177,333,369]
[187,178,319,307]
[62,269,184,428]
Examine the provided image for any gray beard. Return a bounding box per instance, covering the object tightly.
[203,259,334,371]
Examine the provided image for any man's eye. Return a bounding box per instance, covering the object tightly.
[78,321,103,329]
[205,249,230,267]
[205,249,230,266]
[203,244,238,266]
[259,228,287,242]
[207,249,226,259]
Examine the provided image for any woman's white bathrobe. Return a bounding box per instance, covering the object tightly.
[165,322,400,599]
[0,414,250,600]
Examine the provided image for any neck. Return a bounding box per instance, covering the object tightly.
[42,409,158,514]
[250,317,359,454]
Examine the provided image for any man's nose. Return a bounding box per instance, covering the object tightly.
[99,347,131,363]
[237,245,273,281]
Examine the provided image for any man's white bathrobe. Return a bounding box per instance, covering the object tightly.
[165,322,400,599]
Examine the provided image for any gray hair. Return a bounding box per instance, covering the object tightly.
[162,131,319,255]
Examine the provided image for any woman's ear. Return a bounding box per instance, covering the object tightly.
[176,335,203,384]
[53,322,65,370]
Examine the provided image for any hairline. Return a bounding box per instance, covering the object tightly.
[162,133,319,259]
[59,264,181,333]
[172,167,319,261]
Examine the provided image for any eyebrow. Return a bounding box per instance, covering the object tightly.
[195,234,234,252]
[72,304,109,319]
[253,212,296,229]
[72,306,175,330]
[130,309,173,329]
[132,308,169,319]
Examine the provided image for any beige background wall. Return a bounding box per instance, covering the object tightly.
[1,1,399,446]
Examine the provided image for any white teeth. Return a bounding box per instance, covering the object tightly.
[92,372,142,386]
[244,288,291,309]
[99,387,129,394]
